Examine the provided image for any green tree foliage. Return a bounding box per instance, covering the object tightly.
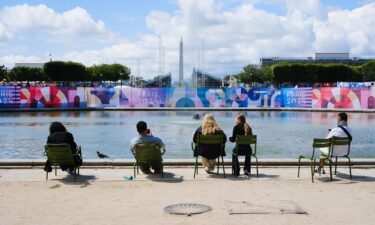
[273,63,362,83]
[0,65,7,81]
[362,60,375,81]
[8,67,46,81]
[238,65,273,83]
[44,61,87,81]
[89,64,130,82]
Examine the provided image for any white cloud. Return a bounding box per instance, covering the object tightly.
[313,3,375,54]
[0,4,113,43]
[0,22,11,42]
[2,1,375,80]
[0,55,42,68]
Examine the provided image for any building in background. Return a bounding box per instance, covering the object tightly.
[191,68,221,87]
[14,63,44,68]
[260,53,373,67]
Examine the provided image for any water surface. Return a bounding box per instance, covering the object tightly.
[0,111,374,159]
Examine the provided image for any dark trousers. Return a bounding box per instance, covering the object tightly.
[44,155,83,172]
[232,148,251,175]
[139,161,162,172]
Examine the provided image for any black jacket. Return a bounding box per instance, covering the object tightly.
[229,123,252,155]
[47,131,77,154]
[193,127,227,159]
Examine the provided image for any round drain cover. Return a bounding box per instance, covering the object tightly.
[164,203,212,216]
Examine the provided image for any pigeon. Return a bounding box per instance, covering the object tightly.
[97,151,109,159]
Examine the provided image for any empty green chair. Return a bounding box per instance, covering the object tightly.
[44,144,82,180]
[133,142,165,178]
[192,134,226,178]
[322,136,352,180]
[298,138,330,183]
[232,135,259,177]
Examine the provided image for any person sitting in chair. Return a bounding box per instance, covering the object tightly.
[45,121,82,173]
[192,113,227,173]
[229,114,253,176]
[318,112,353,174]
[129,121,165,174]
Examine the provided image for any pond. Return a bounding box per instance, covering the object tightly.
[0,111,374,159]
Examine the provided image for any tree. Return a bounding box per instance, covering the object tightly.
[8,67,46,81]
[362,60,375,81]
[0,65,7,81]
[89,64,130,82]
[44,61,87,81]
[273,63,362,83]
[237,65,273,84]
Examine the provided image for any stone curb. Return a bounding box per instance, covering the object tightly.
[1,159,375,167]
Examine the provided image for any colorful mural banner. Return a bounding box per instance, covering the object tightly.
[1,86,375,109]
[0,86,20,108]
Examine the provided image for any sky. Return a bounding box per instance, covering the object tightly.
[1,0,375,80]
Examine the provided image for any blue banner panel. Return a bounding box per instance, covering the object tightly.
[0,86,20,108]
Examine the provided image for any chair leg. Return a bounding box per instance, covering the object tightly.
[347,157,352,179]
[221,156,225,178]
[297,157,301,178]
[254,155,259,177]
[55,166,57,176]
[217,157,220,175]
[310,160,314,183]
[194,157,198,179]
[133,163,136,178]
[329,159,333,181]
[335,157,338,175]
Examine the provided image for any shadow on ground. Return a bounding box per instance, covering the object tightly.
[200,172,279,180]
[145,172,184,183]
[58,174,97,188]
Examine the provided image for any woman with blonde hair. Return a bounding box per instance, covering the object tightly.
[192,113,227,173]
[229,114,253,176]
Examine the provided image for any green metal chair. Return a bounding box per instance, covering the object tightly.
[298,138,331,183]
[44,144,82,181]
[232,135,259,177]
[192,134,226,178]
[322,136,352,180]
[133,142,165,178]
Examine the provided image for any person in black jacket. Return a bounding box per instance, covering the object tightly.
[44,121,82,173]
[192,113,226,173]
[229,114,253,176]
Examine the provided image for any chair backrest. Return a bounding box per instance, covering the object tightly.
[197,134,223,144]
[236,135,257,154]
[196,133,224,154]
[45,144,74,166]
[330,136,351,157]
[134,142,162,163]
[312,138,331,148]
[312,138,331,158]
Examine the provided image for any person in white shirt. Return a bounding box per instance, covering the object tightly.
[318,112,352,173]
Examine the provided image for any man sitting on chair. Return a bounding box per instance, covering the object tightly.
[318,112,353,173]
[129,121,165,174]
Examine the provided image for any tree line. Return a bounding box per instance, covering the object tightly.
[225,60,375,85]
[0,61,130,83]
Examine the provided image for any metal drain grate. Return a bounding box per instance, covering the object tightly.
[164,203,212,216]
